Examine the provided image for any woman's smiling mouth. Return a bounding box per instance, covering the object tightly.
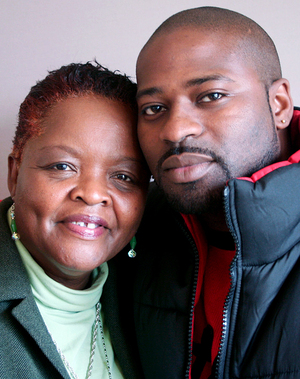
[62,214,109,239]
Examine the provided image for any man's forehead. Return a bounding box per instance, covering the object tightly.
[137,17,280,91]
[138,26,239,66]
[137,27,242,79]
[144,24,238,48]
[136,33,262,100]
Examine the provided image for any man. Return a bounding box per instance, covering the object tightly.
[133,6,300,379]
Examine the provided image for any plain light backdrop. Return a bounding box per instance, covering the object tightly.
[1,0,299,198]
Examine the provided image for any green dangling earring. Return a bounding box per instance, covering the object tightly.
[10,203,20,241]
[128,236,137,258]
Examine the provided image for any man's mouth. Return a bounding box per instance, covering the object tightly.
[160,152,214,184]
[162,152,213,170]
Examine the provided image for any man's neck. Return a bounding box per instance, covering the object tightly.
[278,127,293,162]
[200,212,235,250]
[201,209,229,232]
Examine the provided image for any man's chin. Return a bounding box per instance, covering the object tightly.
[161,182,224,216]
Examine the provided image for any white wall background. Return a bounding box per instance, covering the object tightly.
[1,0,299,199]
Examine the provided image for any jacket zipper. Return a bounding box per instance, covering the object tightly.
[214,186,240,379]
[176,216,200,379]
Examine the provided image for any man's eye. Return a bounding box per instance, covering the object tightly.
[142,105,166,116]
[200,92,224,103]
[53,163,71,171]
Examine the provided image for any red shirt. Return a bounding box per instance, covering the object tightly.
[182,214,235,379]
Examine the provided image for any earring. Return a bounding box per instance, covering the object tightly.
[10,203,20,241]
[128,236,137,258]
[281,119,286,124]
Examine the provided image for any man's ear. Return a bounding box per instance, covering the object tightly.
[269,78,294,130]
[7,155,19,199]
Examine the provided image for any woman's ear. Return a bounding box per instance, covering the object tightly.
[7,155,19,199]
[269,78,294,130]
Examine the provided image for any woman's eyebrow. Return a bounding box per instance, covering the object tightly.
[38,145,79,156]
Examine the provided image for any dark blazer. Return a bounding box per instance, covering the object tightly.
[0,197,143,379]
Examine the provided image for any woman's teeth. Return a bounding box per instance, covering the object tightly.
[71,221,98,229]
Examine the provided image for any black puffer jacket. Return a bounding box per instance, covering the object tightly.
[133,109,300,379]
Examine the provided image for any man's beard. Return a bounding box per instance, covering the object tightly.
[155,122,280,216]
[156,146,231,215]
[162,179,225,215]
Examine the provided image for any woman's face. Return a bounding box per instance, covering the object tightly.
[8,95,149,289]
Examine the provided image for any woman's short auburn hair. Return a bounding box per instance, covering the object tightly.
[12,61,137,165]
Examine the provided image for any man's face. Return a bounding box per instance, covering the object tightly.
[136,28,281,214]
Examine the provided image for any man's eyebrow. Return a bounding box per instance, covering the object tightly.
[136,75,234,100]
[186,74,235,88]
[136,87,163,100]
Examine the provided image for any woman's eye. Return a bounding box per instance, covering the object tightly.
[142,105,166,116]
[200,92,224,103]
[116,174,132,182]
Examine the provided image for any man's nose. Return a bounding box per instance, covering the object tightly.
[159,104,203,144]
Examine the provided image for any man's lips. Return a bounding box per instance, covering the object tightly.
[161,152,213,170]
[160,152,214,183]
[61,214,109,238]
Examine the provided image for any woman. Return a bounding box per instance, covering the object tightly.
[0,62,149,378]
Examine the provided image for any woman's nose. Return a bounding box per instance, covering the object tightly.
[70,175,112,206]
